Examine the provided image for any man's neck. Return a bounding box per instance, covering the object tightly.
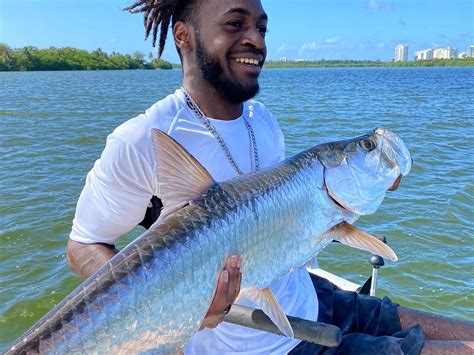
[182,78,243,120]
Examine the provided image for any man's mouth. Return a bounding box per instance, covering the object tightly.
[233,57,261,66]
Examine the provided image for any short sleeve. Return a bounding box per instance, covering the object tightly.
[69,134,155,244]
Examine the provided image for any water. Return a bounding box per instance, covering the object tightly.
[0,67,473,349]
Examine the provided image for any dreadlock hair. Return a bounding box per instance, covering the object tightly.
[124,0,200,59]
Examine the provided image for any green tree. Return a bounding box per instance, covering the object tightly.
[151,58,173,69]
[128,51,144,69]
[0,43,17,71]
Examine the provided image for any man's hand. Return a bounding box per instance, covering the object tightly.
[199,255,242,330]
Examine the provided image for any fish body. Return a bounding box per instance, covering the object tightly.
[7,128,411,354]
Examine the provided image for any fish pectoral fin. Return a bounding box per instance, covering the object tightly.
[239,287,294,338]
[151,129,215,216]
[326,221,398,261]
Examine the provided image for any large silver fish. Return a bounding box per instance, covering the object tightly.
[7,127,411,354]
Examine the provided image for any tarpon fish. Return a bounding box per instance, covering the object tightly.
[7,128,411,354]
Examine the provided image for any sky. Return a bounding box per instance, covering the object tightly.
[0,0,473,63]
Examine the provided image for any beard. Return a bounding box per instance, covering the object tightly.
[195,34,260,104]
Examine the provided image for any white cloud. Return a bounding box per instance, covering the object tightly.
[367,0,393,11]
[300,41,320,51]
[300,37,341,51]
[323,37,340,45]
[276,44,288,53]
[297,37,342,58]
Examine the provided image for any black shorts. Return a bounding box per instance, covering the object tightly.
[288,273,425,355]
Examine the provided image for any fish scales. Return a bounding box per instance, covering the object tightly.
[15,156,335,353]
[7,128,411,354]
[218,155,352,288]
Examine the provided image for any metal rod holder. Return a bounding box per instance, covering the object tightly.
[369,255,385,296]
[224,304,342,347]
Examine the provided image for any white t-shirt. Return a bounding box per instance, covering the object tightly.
[70,89,318,354]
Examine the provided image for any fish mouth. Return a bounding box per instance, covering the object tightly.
[324,182,351,212]
[388,175,402,192]
[325,175,403,213]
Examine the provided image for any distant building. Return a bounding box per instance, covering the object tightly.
[280,57,289,62]
[432,48,445,59]
[468,45,474,58]
[433,47,458,59]
[458,52,467,59]
[414,49,433,61]
[395,44,409,62]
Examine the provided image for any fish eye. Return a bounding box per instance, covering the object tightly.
[359,139,376,152]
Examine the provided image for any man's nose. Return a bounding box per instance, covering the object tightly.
[241,27,266,50]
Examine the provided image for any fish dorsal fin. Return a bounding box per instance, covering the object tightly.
[239,287,294,338]
[151,129,215,219]
[326,221,398,261]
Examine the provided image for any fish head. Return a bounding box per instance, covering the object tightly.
[316,128,412,215]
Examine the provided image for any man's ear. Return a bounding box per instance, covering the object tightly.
[174,21,193,52]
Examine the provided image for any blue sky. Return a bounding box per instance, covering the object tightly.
[1,0,472,62]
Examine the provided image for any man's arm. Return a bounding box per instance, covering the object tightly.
[398,306,474,341]
[66,239,118,279]
[398,306,474,354]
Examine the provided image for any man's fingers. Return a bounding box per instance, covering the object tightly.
[199,313,225,330]
[200,255,243,330]
[227,255,241,303]
[235,270,242,299]
[214,270,230,307]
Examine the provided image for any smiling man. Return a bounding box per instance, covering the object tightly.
[66,0,473,354]
[67,0,314,353]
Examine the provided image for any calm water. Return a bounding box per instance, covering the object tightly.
[1,67,473,349]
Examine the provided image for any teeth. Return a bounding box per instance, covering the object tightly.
[235,58,259,66]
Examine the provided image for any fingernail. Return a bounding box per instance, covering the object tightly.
[230,255,238,268]
[237,257,242,269]
[221,270,229,283]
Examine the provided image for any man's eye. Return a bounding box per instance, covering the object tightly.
[258,26,268,36]
[227,21,242,29]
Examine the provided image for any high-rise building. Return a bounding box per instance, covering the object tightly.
[433,47,458,59]
[414,49,433,61]
[448,47,458,58]
[395,44,409,62]
[468,45,474,58]
[433,48,444,59]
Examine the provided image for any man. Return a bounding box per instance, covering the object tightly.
[67,0,473,353]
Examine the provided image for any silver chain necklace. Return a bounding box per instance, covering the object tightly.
[181,87,259,176]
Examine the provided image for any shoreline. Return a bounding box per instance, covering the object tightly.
[263,58,474,68]
[2,44,472,71]
[2,59,473,72]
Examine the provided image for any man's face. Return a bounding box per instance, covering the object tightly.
[192,0,268,104]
